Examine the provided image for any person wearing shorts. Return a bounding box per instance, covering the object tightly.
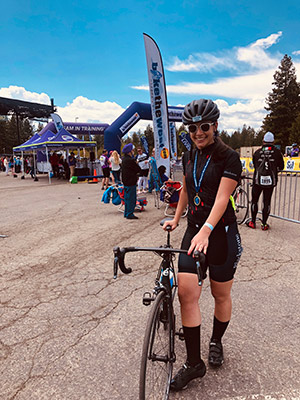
[100,149,110,190]
[163,99,242,392]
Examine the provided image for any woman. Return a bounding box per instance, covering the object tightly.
[109,150,122,184]
[163,99,242,392]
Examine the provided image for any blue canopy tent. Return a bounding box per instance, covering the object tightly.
[13,131,56,180]
[13,128,97,183]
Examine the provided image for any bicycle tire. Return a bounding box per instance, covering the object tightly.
[139,290,174,400]
[234,187,249,224]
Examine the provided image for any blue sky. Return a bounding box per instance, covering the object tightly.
[1,0,300,133]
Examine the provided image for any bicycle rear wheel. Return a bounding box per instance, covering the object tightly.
[234,187,249,224]
[139,290,174,400]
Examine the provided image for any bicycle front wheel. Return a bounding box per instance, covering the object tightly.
[139,291,174,400]
[234,187,249,224]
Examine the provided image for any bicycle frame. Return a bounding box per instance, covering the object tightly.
[113,223,207,400]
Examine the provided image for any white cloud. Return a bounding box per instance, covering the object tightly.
[56,96,124,124]
[133,68,276,100]
[292,50,300,56]
[0,85,51,104]
[167,53,236,72]
[215,98,267,133]
[236,32,282,69]
[56,96,151,133]
[166,31,282,73]
[0,86,151,134]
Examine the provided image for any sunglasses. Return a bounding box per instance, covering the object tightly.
[188,122,215,134]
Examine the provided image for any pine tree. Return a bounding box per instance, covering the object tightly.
[289,113,300,145]
[263,54,300,150]
[143,124,154,152]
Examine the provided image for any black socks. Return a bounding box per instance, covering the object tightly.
[183,318,230,367]
[183,325,201,367]
[211,316,229,342]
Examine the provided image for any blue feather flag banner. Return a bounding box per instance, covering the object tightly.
[143,33,170,176]
[179,130,192,151]
[140,134,149,156]
[169,122,177,160]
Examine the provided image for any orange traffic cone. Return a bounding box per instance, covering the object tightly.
[92,169,98,183]
[88,169,98,184]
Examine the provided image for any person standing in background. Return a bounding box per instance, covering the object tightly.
[136,147,149,193]
[247,132,284,230]
[68,152,76,178]
[109,150,122,184]
[121,143,141,220]
[100,149,110,190]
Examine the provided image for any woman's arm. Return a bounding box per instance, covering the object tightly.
[188,177,238,254]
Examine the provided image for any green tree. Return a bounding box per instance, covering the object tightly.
[219,130,230,146]
[240,125,255,147]
[253,129,264,146]
[289,112,300,145]
[229,129,242,150]
[143,124,154,153]
[0,119,7,153]
[262,54,300,150]
[94,134,104,156]
[131,131,141,149]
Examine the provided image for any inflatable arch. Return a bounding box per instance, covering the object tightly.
[104,102,184,153]
[40,102,184,154]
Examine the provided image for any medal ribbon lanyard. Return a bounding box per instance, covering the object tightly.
[193,153,211,206]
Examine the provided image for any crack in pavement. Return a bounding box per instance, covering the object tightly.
[4,283,145,399]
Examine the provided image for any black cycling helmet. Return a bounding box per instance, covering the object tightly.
[182,99,220,124]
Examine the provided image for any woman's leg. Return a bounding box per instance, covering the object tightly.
[137,176,143,192]
[210,279,233,322]
[178,273,202,327]
[209,279,233,366]
[170,273,206,391]
[142,176,148,191]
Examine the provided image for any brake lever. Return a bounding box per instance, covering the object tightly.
[113,247,132,279]
[193,250,207,286]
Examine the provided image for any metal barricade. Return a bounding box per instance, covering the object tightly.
[270,171,300,224]
[243,171,300,224]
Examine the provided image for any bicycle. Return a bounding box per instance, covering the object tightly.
[232,175,252,225]
[113,219,206,400]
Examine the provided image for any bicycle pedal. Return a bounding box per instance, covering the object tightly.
[175,328,185,341]
[142,292,155,306]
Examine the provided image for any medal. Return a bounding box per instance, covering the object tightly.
[194,194,201,206]
[193,153,211,206]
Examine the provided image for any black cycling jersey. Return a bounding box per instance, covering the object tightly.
[183,140,242,227]
[252,144,284,185]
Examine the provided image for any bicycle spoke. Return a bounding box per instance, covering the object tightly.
[234,188,249,224]
[140,292,174,400]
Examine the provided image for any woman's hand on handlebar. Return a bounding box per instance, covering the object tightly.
[162,219,178,231]
[188,226,210,255]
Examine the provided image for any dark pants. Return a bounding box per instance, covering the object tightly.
[251,184,274,225]
[112,170,121,183]
[124,185,136,218]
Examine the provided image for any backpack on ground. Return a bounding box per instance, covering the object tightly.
[254,149,276,188]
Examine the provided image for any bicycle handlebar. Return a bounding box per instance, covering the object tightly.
[113,246,206,286]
